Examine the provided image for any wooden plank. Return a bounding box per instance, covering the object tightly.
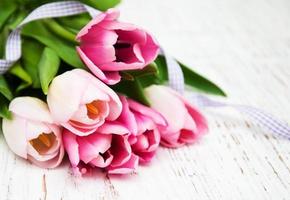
[1,0,290,199]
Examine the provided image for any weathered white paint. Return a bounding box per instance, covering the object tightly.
[1,0,290,199]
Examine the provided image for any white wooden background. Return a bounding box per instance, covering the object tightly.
[1,0,290,199]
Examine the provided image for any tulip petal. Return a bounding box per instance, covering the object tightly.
[183,100,208,137]
[47,70,88,123]
[144,85,187,133]
[146,129,161,151]
[173,90,208,137]
[98,61,145,71]
[128,98,167,126]
[115,29,147,44]
[81,83,110,105]
[108,154,139,174]
[74,69,122,120]
[85,133,112,153]
[140,33,159,64]
[134,114,155,135]
[2,116,27,158]
[79,28,118,46]
[118,96,138,135]
[79,45,116,66]
[179,130,197,144]
[77,134,112,164]
[77,9,120,40]
[76,14,106,40]
[132,134,149,151]
[98,21,137,31]
[76,47,121,85]
[183,111,197,131]
[25,121,52,140]
[131,129,160,163]
[136,151,156,163]
[63,130,80,167]
[97,122,130,135]
[62,122,99,136]
[113,44,143,65]
[28,145,64,168]
[9,97,53,123]
[90,153,113,168]
[110,135,131,167]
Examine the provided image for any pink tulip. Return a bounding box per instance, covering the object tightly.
[76,9,159,85]
[118,96,166,163]
[62,95,167,175]
[63,129,139,175]
[2,97,64,168]
[144,85,208,148]
[47,69,122,136]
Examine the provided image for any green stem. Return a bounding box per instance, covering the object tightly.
[43,19,77,44]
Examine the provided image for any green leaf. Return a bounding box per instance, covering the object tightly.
[179,62,226,96]
[21,39,44,88]
[0,75,13,100]
[0,27,9,58]
[22,21,84,69]
[120,72,135,81]
[121,63,159,81]
[154,55,226,96]
[7,9,28,30]
[10,63,34,93]
[123,62,159,79]
[57,14,91,31]
[43,19,76,44]
[10,63,32,84]
[9,63,33,92]
[112,79,150,106]
[38,48,60,94]
[80,0,121,11]
[0,1,18,30]
[0,95,12,120]
[154,56,168,82]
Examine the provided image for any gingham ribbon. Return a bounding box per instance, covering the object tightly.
[0,1,289,140]
[188,94,290,139]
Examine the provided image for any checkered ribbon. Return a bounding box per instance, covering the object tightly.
[188,94,290,139]
[0,1,289,139]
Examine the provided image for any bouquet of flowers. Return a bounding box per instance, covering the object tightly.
[6,0,281,176]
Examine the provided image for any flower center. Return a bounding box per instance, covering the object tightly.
[29,133,56,155]
[113,41,132,62]
[86,101,102,120]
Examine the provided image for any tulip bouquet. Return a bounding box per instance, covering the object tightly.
[0,0,226,175]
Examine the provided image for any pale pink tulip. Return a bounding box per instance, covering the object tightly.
[144,85,208,148]
[47,69,122,136]
[2,97,64,168]
[118,96,166,162]
[76,9,159,85]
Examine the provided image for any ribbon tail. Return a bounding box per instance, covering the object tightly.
[190,93,290,140]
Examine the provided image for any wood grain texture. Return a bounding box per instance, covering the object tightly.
[1,0,290,199]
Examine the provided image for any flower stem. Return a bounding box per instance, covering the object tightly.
[43,19,77,44]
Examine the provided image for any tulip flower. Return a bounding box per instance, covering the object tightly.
[118,96,166,162]
[76,9,159,85]
[63,128,139,175]
[144,85,208,148]
[47,69,122,136]
[62,95,167,175]
[2,97,64,168]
